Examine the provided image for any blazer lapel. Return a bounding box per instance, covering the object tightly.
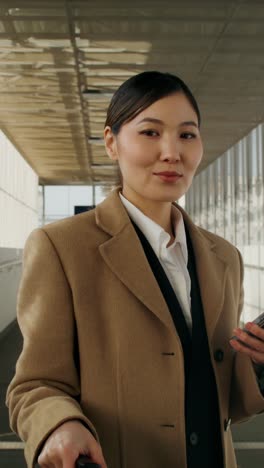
[95,189,175,332]
[179,206,229,341]
[95,188,229,340]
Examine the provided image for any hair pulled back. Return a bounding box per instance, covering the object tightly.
[105,71,201,134]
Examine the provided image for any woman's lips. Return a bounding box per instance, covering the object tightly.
[153,171,183,182]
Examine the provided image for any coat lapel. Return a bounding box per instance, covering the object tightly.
[178,206,229,341]
[95,188,175,332]
[95,188,229,339]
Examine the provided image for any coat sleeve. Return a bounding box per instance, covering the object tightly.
[6,228,99,468]
[229,248,264,423]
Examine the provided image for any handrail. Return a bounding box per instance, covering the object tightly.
[0,441,263,451]
[244,263,264,272]
[233,442,264,449]
[0,260,22,271]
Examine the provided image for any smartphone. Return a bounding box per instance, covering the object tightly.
[75,456,101,468]
[231,311,264,341]
[250,312,264,328]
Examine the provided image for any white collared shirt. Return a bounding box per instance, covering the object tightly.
[119,192,192,331]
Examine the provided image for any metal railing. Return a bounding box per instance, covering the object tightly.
[0,260,22,271]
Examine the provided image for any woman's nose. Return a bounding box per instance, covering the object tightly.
[160,139,182,162]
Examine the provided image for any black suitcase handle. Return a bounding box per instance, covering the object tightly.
[76,456,101,467]
[35,456,101,468]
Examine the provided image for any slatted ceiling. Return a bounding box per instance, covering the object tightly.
[77,21,223,39]
[86,77,126,87]
[85,68,142,77]
[81,40,152,53]
[2,51,56,62]
[149,53,207,65]
[0,1,263,185]
[88,124,104,131]
[89,149,108,158]
[81,53,148,65]
[93,174,117,183]
[92,156,110,164]
[91,145,107,152]
[93,161,116,167]
[89,118,107,125]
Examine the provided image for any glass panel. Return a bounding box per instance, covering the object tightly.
[200,169,208,229]
[189,184,195,220]
[247,129,259,249]
[208,164,216,232]
[215,157,225,237]
[185,124,264,322]
[234,140,248,251]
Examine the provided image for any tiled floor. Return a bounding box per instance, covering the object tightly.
[0,322,26,467]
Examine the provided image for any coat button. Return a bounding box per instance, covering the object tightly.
[224,418,231,431]
[189,432,199,446]
[214,349,224,362]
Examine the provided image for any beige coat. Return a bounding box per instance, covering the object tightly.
[7,188,264,468]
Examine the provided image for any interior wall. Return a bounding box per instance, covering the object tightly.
[0,130,38,249]
[0,248,22,334]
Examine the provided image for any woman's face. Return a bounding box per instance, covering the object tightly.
[104,92,203,205]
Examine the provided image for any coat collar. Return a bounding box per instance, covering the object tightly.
[95,188,228,340]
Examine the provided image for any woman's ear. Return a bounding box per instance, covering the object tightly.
[104,126,118,161]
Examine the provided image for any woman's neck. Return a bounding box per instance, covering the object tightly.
[121,189,174,239]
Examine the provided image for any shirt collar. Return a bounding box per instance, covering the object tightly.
[171,204,188,263]
[119,192,188,264]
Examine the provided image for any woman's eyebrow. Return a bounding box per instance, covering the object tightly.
[136,117,163,125]
[136,118,198,128]
[180,120,198,128]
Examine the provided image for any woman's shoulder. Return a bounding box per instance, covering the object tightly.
[28,208,108,250]
[43,208,96,231]
[196,225,241,261]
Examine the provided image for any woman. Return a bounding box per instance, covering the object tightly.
[7,71,264,468]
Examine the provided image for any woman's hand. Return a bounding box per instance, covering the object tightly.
[37,420,107,468]
[230,322,264,365]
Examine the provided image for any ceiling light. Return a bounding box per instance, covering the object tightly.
[81,48,126,53]
[8,8,20,14]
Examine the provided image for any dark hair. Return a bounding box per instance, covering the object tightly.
[105,71,201,134]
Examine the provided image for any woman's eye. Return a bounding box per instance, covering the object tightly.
[181,132,196,139]
[140,129,159,137]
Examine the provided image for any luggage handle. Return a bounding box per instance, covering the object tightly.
[76,456,101,467]
[35,456,101,468]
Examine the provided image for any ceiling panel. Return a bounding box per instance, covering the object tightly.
[0,0,263,185]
